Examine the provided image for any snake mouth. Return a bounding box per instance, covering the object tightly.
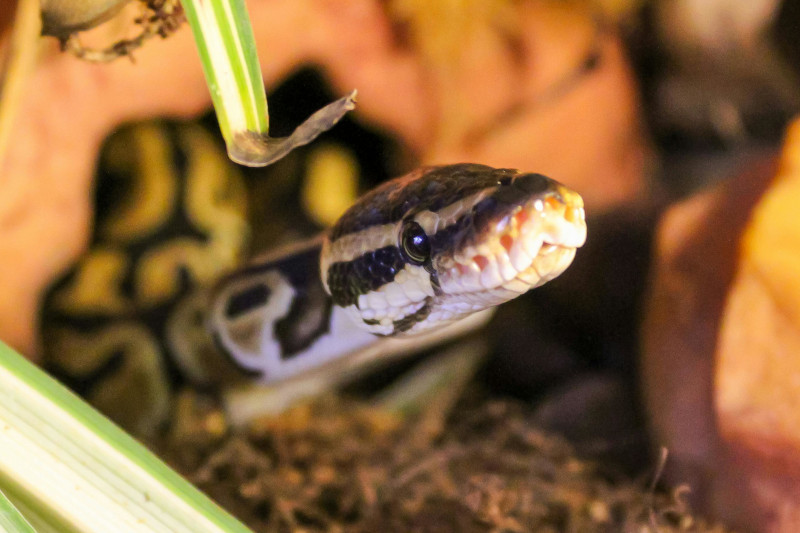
[437,182,586,295]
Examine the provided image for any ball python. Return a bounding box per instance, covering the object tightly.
[41,121,252,434]
[41,123,587,436]
[205,163,586,381]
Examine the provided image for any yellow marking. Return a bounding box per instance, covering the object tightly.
[44,121,251,435]
[100,123,177,242]
[179,124,249,239]
[135,239,223,305]
[46,323,170,437]
[51,248,131,314]
[302,144,360,227]
[132,124,249,306]
[181,124,249,276]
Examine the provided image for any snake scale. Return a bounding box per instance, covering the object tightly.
[40,121,586,436]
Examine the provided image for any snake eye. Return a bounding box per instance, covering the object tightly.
[400,221,431,265]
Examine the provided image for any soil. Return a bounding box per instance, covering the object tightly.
[155,392,729,533]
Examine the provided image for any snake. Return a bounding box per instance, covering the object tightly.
[205,163,586,384]
[41,122,586,436]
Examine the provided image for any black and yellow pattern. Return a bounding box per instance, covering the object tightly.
[39,69,408,437]
[40,121,250,436]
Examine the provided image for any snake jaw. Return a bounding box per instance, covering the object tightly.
[436,183,586,301]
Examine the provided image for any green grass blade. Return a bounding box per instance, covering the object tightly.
[0,487,36,533]
[180,0,356,166]
[0,341,253,533]
[181,0,265,143]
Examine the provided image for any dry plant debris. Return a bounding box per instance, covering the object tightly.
[157,395,728,532]
[61,0,186,62]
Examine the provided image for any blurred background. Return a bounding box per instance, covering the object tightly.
[2,0,800,531]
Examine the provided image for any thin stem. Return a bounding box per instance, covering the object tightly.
[180,0,356,166]
[0,0,42,164]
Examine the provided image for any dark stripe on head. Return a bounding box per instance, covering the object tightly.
[513,173,553,195]
[392,298,432,334]
[210,237,338,374]
[330,164,518,241]
[428,172,558,254]
[326,246,406,307]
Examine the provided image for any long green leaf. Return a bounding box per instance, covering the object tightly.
[0,487,36,533]
[0,341,252,533]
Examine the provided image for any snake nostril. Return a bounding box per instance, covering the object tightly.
[497,174,513,186]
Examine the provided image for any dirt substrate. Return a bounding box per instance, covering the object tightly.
[156,394,728,532]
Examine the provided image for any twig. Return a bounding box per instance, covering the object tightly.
[0,0,42,164]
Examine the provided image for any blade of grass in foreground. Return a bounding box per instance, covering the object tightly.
[0,341,253,533]
[0,487,36,533]
[180,0,356,166]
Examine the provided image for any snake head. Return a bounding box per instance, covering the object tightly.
[321,164,587,336]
